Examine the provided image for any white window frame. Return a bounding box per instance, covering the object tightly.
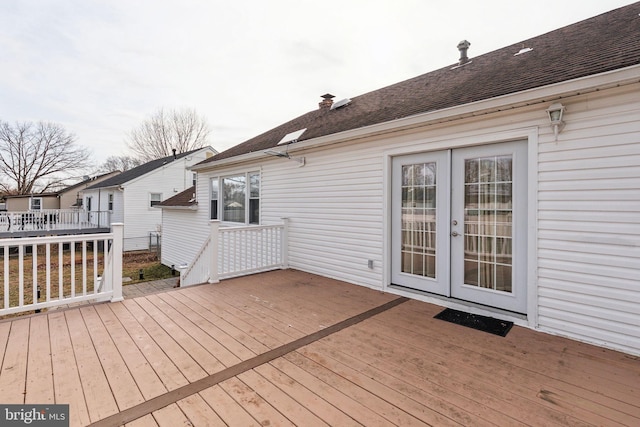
[210,171,260,225]
[149,193,162,208]
[30,197,42,211]
[108,193,114,211]
[85,196,92,211]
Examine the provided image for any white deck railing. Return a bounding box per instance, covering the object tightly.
[0,209,111,234]
[180,219,289,286]
[0,223,123,316]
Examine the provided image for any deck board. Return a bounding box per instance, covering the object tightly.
[0,318,29,403]
[48,311,91,426]
[93,304,167,401]
[175,393,226,427]
[198,385,261,426]
[65,309,120,422]
[0,269,637,427]
[79,306,145,411]
[25,315,54,404]
[108,301,189,391]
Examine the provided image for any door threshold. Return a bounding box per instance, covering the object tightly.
[388,283,528,322]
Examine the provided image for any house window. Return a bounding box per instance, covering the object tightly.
[192,172,197,187]
[150,193,162,207]
[210,178,219,220]
[30,197,42,211]
[108,193,114,211]
[223,175,246,223]
[249,172,260,225]
[85,196,92,211]
[210,171,260,224]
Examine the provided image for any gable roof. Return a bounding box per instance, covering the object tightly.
[199,2,640,164]
[59,171,120,194]
[4,171,120,199]
[87,148,205,190]
[156,186,197,209]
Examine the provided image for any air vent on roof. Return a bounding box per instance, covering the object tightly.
[514,47,533,56]
[277,128,307,145]
[330,98,351,110]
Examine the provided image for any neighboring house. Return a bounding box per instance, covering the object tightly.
[161,4,640,356]
[3,171,120,212]
[84,148,216,252]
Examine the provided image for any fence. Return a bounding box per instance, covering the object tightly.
[0,223,123,316]
[0,209,111,235]
[180,219,289,286]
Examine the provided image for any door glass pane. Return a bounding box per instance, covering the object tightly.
[463,155,513,292]
[401,162,436,278]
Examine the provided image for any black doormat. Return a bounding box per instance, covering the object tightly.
[434,308,513,337]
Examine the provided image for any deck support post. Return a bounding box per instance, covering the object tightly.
[209,220,220,284]
[110,223,124,302]
[281,218,289,270]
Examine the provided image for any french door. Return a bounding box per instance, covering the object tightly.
[391,141,527,313]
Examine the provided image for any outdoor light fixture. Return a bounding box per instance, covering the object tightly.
[264,149,305,167]
[546,102,566,140]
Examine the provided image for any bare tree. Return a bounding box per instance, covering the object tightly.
[0,121,91,195]
[126,107,211,162]
[99,155,141,172]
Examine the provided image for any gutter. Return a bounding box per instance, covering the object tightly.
[191,64,640,172]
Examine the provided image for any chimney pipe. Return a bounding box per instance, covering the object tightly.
[457,40,471,65]
[319,93,335,109]
[172,148,177,159]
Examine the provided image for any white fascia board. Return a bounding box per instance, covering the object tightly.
[156,205,198,211]
[192,65,640,172]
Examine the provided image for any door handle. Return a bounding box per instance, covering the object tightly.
[451,231,460,237]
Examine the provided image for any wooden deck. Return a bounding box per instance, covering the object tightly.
[0,269,638,426]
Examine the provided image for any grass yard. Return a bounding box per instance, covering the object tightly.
[0,247,173,317]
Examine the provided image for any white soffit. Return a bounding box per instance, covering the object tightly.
[278,128,307,145]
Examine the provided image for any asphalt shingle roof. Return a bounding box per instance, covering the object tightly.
[200,2,640,164]
[86,149,202,190]
[156,186,197,208]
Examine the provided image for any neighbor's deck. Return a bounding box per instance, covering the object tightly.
[0,270,638,426]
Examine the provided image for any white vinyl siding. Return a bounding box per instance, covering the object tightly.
[161,209,205,269]
[536,88,640,355]
[261,143,385,289]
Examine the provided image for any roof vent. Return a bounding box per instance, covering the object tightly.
[457,40,471,65]
[330,98,351,110]
[319,93,335,109]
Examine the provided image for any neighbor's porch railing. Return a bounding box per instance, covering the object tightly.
[180,219,289,287]
[0,209,111,234]
[0,223,123,316]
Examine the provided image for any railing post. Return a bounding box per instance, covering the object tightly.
[209,220,220,284]
[110,223,124,302]
[281,217,289,269]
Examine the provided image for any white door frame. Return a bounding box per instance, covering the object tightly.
[383,127,539,326]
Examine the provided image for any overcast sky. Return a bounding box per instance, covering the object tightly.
[0,0,634,168]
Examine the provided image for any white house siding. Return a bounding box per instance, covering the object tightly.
[261,145,386,289]
[536,86,640,355]
[161,209,204,269]
[123,163,185,251]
